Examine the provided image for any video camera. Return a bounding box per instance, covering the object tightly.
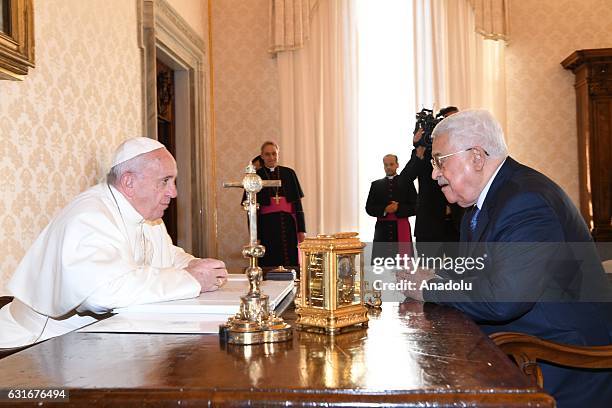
[413,108,444,149]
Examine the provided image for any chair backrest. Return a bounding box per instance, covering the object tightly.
[490,331,612,388]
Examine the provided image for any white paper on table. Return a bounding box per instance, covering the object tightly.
[78,313,230,334]
[112,274,294,315]
[77,275,294,334]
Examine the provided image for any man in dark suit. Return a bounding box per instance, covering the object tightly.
[400,110,612,408]
[366,154,417,262]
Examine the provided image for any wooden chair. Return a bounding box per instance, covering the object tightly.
[490,332,612,388]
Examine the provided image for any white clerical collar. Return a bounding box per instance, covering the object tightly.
[386,174,397,179]
[266,166,276,172]
[476,158,506,210]
[108,184,145,225]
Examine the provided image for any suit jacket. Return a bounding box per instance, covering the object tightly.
[423,157,612,407]
[365,175,416,242]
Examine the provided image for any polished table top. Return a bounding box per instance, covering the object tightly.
[0,301,554,407]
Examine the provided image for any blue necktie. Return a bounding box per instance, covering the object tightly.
[470,206,481,233]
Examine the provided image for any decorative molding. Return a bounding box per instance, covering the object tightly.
[561,48,612,72]
[155,0,205,53]
[138,0,156,138]
[589,63,612,96]
[589,81,612,97]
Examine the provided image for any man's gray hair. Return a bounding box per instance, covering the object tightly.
[106,154,150,186]
[431,109,508,158]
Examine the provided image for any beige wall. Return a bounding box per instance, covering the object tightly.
[505,0,612,205]
[211,0,281,269]
[0,0,142,294]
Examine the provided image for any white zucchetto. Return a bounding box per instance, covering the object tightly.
[111,137,166,167]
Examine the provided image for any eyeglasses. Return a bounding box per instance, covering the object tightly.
[431,147,489,170]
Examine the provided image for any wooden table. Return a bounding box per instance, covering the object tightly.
[0,301,554,407]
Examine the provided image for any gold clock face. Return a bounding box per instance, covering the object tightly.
[338,256,352,277]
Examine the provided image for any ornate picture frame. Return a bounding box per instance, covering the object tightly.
[0,0,34,80]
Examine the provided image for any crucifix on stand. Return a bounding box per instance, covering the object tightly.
[219,163,292,345]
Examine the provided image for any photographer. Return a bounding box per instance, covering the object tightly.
[399,106,463,258]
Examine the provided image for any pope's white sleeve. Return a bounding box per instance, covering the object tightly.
[158,222,196,269]
[80,267,201,314]
[172,244,196,269]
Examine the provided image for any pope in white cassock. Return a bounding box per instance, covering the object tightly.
[0,137,228,348]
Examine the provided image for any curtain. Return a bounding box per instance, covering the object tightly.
[413,0,507,131]
[269,0,320,53]
[468,0,509,41]
[276,0,359,235]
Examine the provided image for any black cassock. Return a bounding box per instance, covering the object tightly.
[365,175,417,262]
[253,166,305,268]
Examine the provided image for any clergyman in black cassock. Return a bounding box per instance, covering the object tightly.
[366,154,417,263]
[250,141,306,269]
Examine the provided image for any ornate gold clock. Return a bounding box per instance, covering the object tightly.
[295,232,368,334]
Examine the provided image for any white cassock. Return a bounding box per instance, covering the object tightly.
[0,183,201,348]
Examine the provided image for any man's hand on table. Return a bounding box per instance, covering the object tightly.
[396,267,437,302]
[185,258,228,292]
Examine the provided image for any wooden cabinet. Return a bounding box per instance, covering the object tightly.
[562,49,612,242]
[0,0,34,80]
